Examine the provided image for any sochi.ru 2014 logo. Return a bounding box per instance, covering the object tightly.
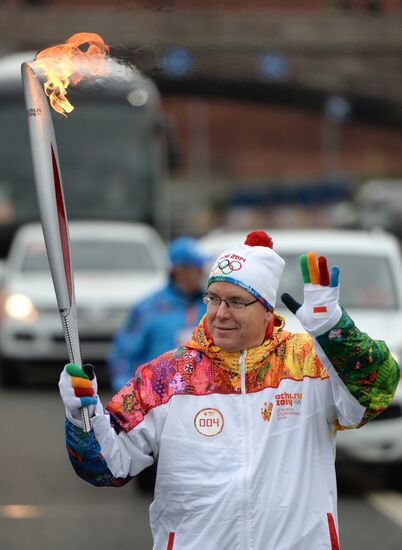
[194,408,224,437]
[261,393,303,423]
[276,392,302,407]
[275,392,303,421]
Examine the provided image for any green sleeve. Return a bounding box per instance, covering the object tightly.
[316,308,400,424]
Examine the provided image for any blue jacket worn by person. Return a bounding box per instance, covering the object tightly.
[107,236,209,392]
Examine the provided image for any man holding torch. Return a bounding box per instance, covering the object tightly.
[59,230,399,550]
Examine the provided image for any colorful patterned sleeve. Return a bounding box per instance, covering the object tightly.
[65,418,132,487]
[316,308,400,426]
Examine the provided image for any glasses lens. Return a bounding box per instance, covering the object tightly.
[204,295,220,307]
[228,300,245,310]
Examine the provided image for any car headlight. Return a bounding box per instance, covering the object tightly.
[3,293,38,323]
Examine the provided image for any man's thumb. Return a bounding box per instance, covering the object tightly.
[281,293,302,314]
[82,363,95,381]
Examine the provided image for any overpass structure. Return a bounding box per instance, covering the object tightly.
[1,7,402,126]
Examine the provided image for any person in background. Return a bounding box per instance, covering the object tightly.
[107,236,209,393]
[59,230,399,550]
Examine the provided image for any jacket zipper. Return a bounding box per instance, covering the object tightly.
[240,350,250,550]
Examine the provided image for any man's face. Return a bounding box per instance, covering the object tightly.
[206,281,272,352]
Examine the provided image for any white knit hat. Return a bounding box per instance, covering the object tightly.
[207,230,285,310]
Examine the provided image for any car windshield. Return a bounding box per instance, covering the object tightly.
[21,240,157,272]
[279,254,398,310]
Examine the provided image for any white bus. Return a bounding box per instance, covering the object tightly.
[0,51,173,258]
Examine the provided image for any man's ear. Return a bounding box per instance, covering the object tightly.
[264,312,275,340]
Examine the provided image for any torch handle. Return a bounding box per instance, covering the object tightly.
[61,311,91,433]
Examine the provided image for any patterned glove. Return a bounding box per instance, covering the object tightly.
[281,251,342,336]
[58,363,98,421]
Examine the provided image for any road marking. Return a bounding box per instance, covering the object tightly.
[0,505,44,519]
[0,504,131,519]
[367,492,402,529]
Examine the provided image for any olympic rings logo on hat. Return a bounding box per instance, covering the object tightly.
[213,258,242,275]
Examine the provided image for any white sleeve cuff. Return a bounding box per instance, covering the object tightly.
[308,305,342,337]
[65,398,104,429]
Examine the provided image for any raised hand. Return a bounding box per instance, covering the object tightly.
[281,252,341,336]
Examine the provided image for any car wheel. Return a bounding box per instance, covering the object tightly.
[0,358,21,388]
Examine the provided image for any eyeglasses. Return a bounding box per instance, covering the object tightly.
[203,293,259,311]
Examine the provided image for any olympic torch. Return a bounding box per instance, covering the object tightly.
[20,34,110,433]
[21,62,91,432]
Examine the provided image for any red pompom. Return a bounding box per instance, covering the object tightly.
[244,230,273,248]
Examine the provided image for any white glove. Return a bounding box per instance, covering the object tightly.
[58,363,98,422]
[281,251,342,336]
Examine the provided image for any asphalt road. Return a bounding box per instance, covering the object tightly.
[1,382,402,550]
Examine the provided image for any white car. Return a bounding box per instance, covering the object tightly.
[199,228,402,467]
[0,221,169,386]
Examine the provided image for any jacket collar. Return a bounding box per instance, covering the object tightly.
[186,313,290,374]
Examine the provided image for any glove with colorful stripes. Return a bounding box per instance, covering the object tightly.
[58,363,98,422]
[281,252,342,336]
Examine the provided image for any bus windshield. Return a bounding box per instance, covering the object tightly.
[0,98,158,227]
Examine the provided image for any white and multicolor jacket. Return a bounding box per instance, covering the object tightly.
[65,310,400,550]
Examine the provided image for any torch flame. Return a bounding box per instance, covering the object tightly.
[33,32,110,116]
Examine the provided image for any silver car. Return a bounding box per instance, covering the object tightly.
[0,221,169,386]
